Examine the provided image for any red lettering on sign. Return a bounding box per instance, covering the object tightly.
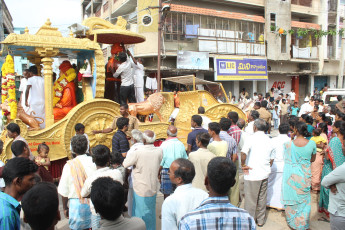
[271,81,286,89]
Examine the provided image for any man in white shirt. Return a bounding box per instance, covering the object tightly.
[19,69,30,113]
[25,66,45,128]
[161,158,208,230]
[198,107,212,130]
[128,50,145,103]
[123,130,163,230]
[81,145,123,229]
[58,135,96,230]
[245,110,259,135]
[112,48,136,104]
[241,118,274,227]
[126,129,144,217]
[288,89,296,104]
[298,98,313,117]
[267,123,291,210]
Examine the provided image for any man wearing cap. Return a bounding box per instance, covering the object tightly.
[298,98,313,117]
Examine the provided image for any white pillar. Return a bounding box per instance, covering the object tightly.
[252,81,258,96]
[234,81,240,101]
[309,75,314,96]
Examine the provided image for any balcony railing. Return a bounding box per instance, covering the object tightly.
[164,29,265,56]
[291,45,318,59]
[291,0,312,7]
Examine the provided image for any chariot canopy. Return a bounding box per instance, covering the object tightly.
[163,75,220,86]
[162,75,229,103]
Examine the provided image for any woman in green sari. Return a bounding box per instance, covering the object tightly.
[282,121,317,230]
[319,120,345,219]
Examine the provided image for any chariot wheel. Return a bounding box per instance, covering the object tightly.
[63,99,120,158]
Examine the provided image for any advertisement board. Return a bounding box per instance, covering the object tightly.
[268,75,292,97]
[214,57,268,81]
[177,51,209,70]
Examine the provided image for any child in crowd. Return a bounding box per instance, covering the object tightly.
[310,128,327,193]
[290,102,299,117]
[273,106,280,130]
[35,142,51,170]
[110,150,126,181]
[311,105,319,120]
[70,123,90,154]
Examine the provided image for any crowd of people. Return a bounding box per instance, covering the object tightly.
[1,87,345,230]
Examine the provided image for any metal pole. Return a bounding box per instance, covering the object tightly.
[157,0,162,92]
[339,36,345,88]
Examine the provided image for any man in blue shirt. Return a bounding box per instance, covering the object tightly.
[112,117,130,163]
[179,157,256,230]
[187,115,208,154]
[158,125,188,199]
[0,157,38,230]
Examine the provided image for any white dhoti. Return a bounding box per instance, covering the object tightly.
[145,77,157,90]
[267,169,284,210]
[135,87,144,103]
[29,104,45,129]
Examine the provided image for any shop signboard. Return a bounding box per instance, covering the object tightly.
[214,57,268,81]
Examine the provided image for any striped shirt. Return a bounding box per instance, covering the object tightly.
[219,131,238,159]
[112,130,129,163]
[179,196,256,230]
[227,125,242,145]
[0,192,21,230]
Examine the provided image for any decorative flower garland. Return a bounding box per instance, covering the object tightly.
[53,65,76,107]
[1,55,17,120]
[271,27,345,39]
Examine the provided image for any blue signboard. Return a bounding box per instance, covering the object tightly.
[214,57,268,81]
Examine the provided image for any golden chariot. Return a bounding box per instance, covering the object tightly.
[0,17,244,177]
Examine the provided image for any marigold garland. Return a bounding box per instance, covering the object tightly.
[1,55,17,120]
[53,64,76,107]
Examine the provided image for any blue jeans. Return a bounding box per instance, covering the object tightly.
[274,119,279,129]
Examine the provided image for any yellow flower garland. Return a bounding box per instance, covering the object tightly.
[53,68,76,107]
[1,55,17,119]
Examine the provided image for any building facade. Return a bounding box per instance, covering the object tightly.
[81,0,345,104]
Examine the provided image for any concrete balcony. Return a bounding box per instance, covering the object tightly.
[164,30,266,56]
[85,0,102,14]
[111,0,137,18]
[291,0,319,17]
[291,45,318,59]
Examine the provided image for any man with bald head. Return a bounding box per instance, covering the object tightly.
[123,130,163,230]
[158,125,188,199]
